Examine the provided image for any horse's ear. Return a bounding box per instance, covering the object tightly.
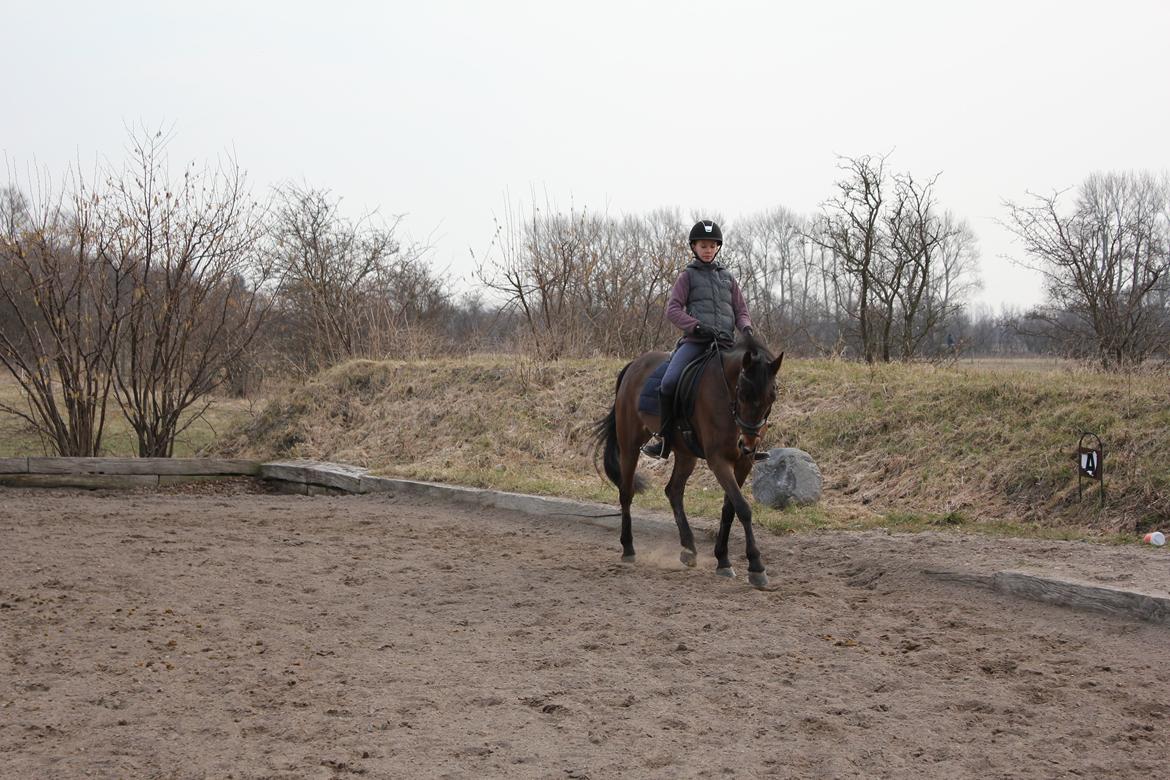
[769,352,784,374]
[742,350,755,369]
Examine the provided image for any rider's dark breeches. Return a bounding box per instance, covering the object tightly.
[659,341,708,396]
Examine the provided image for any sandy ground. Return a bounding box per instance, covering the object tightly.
[2,483,1169,779]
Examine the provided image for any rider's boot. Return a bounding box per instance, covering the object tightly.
[641,389,675,459]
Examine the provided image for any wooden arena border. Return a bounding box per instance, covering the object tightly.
[2,456,1167,627]
[0,457,622,521]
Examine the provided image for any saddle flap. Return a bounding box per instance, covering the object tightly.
[675,345,719,420]
[674,344,721,457]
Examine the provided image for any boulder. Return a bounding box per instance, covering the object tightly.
[751,448,822,509]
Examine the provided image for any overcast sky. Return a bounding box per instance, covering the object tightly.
[4,0,1169,309]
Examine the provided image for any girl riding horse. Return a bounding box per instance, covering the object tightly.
[593,221,782,588]
[642,220,755,459]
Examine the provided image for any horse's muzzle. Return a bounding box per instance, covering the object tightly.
[738,435,760,457]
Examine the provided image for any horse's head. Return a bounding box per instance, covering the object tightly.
[734,345,783,457]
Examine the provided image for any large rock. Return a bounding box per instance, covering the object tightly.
[751,448,822,509]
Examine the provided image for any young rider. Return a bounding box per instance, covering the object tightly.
[642,219,753,459]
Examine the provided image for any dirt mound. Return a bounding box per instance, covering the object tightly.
[211,356,1170,535]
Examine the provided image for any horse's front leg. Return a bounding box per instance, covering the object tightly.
[733,456,767,588]
[709,455,768,589]
[665,451,699,567]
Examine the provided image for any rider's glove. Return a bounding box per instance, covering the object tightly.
[693,323,713,340]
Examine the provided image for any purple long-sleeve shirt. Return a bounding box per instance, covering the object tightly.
[665,265,753,342]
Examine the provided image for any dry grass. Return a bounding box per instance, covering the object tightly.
[209,355,1170,539]
[0,373,258,458]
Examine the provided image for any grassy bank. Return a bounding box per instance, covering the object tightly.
[209,356,1170,539]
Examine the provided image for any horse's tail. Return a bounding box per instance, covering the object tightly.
[590,361,646,494]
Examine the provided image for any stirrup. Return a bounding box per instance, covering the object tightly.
[641,436,667,459]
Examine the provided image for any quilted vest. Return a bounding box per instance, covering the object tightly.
[685,260,736,336]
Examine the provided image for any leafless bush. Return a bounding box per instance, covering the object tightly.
[103,130,273,456]
[265,183,448,372]
[474,203,687,358]
[0,176,126,455]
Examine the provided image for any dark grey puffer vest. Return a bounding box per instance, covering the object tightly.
[685,260,736,336]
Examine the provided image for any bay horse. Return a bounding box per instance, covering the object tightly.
[591,333,783,588]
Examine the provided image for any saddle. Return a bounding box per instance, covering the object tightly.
[638,342,723,458]
[673,344,721,457]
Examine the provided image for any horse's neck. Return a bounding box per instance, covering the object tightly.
[716,349,743,394]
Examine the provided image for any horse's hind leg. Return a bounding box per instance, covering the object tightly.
[714,494,736,577]
[665,451,699,567]
[618,444,640,562]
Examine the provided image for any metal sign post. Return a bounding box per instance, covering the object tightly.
[1077,432,1104,507]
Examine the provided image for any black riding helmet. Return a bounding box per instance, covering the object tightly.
[689,220,723,245]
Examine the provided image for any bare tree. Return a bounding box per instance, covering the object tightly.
[582,209,686,355]
[104,131,272,457]
[1003,171,1170,369]
[469,182,982,361]
[806,241,857,357]
[266,183,440,371]
[808,156,982,362]
[474,203,687,358]
[0,178,127,455]
[723,207,805,341]
[812,154,889,363]
[885,174,981,359]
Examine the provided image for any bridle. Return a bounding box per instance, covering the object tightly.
[733,374,771,437]
[719,349,773,439]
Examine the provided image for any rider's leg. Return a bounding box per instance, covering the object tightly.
[642,341,704,459]
[641,387,674,458]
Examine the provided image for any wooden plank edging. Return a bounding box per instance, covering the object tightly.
[0,473,160,490]
[925,567,1170,627]
[27,457,260,476]
[0,457,29,474]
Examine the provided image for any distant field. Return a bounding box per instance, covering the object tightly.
[0,373,257,458]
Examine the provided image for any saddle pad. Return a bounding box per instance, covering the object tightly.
[638,358,670,416]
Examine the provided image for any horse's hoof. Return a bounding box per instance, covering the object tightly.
[680,549,697,568]
[716,566,736,578]
[621,554,636,564]
[748,571,769,589]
